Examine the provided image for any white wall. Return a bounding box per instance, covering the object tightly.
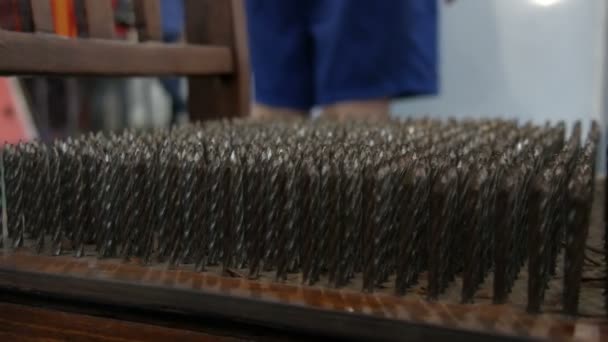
[393,0,606,135]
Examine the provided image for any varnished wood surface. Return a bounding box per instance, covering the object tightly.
[0,302,240,341]
[83,0,115,39]
[0,251,605,341]
[0,30,233,76]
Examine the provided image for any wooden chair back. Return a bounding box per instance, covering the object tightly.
[0,0,250,120]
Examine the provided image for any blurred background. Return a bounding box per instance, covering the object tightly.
[0,0,182,143]
[0,0,606,167]
[392,0,607,170]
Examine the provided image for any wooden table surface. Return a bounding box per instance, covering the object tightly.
[0,302,240,342]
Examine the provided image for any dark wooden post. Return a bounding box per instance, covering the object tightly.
[133,0,162,41]
[28,0,54,139]
[184,0,250,121]
[30,0,55,33]
[83,0,115,39]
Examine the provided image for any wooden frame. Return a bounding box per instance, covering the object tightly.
[2,251,587,341]
[0,302,237,341]
[0,0,250,118]
[185,0,251,120]
[0,30,232,76]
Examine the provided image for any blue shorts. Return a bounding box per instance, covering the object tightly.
[245,0,438,111]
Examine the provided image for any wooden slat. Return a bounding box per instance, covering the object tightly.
[30,0,55,33]
[83,0,115,39]
[133,0,162,41]
[0,253,533,342]
[230,0,251,116]
[73,0,88,36]
[0,30,233,76]
[18,0,35,32]
[0,303,238,341]
[185,0,251,120]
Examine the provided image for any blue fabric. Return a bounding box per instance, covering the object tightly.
[159,0,186,123]
[160,0,184,38]
[160,77,186,122]
[246,0,438,111]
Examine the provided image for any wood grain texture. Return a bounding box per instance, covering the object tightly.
[185,0,251,120]
[133,0,162,41]
[230,0,251,116]
[18,0,35,32]
[0,30,233,76]
[0,302,238,341]
[30,0,55,33]
[83,0,115,39]
[0,251,603,342]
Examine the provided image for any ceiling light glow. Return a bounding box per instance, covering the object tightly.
[531,0,562,7]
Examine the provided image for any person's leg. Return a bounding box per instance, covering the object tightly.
[251,104,307,121]
[159,77,186,124]
[322,99,390,122]
[312,0,438,121]
[246,0,314,119]
[159,31,187,125]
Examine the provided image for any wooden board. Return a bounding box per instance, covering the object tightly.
[0,30,232,76]
[83,0,115,39]
[30,0,55,33]
[0,302,240,341]
[0,251,603,341]
[133,0,162,41]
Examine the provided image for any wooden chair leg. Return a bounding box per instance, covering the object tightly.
[185,0,251,121]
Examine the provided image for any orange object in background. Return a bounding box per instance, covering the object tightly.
[0,78,36,146]
[51,0,77,37]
